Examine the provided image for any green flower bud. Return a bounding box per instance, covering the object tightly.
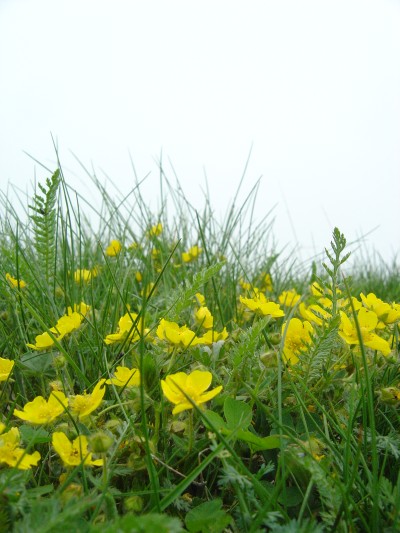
[89,431,114,453]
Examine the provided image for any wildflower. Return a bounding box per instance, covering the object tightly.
[194,306,214,329]
[135,271,143,282]
[6,273,26,289]
[240,293,284,318]
[147,223,163,237]
[73,269,96,283]
[156,319,199,349]
[194,292,206,306]
[196,328,229,345]
[339,308,391,356]
[104,312,143,345]
[141,282,155,298]
[14,391,68,425]
[0,357,14,382]
[51,313,82,338]
[26,331,58,350]
[161,370,222,415]
[0,423,41,469]
[182,245,202,263]
[52,432,103,467]
[281,318,314,365]
[69,379,106,419]
[67,301,91,317]
[360,293,400,328]
[106,239,122,256]
[299,302,330,326]
[106,366,140,388]
[260,272,273,292]
[278,289,301,308]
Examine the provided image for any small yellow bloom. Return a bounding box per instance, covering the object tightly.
[182,245,202,263]
[0,357,14,382]
[194,306,214,329]
[104,313,143,345]
[52,432,103,467]
[106,239,122,256]
[299,302,330,326]
[339,308,391,356]
[196,328,229,345]
[281,318,314,365]
[260,272,273,292]
[106,366,140,388]
[147,223,163,237]
[194,292,206,306]
[67,301,91,317]
[239,278,251,291]
[26,331,58,351]
[278,289,301,308]
[240,293,284,318]
[14,391,68,425]
[6,273,26,289]
[0,425,41,469]
[73,269,96,283]
[360,293,400,328]
[69,379,106,419]
[161,370,222,415]
[156,319,199,349]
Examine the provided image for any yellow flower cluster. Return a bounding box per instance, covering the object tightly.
[26,302,90,350]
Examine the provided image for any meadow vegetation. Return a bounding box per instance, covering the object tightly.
[0,166,399,532]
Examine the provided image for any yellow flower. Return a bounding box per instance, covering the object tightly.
[182,245,202,263]
[299,302,330,326]
[161,370,222,415]
[106,239,122,256]
[67,301,91,317]
[0,357,14,382]
[260,272,273,292]
[339,308,391,356]
[239,278,252,291]
[14,391,68,425]
[194,306,214,329]
[278,289,301,308]
[156,319,200,349]
[73,269,96,283]
[51,313,82,338]
[240,293,284,318]
[104,312,143,345]
[281,318,314,365]
[194,292,206,306]
[360,293,400,328]
[52,432,103,467]
[196,328,229,345]
[26,331,58,351]
[106,366,140,387]
[6,273,26,289]
[147,223,163,237]
[69,379,106,419]
[0,425,41,470]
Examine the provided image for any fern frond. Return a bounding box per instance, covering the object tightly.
[29,169,60,284]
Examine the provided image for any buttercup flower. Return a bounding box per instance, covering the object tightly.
[106,366,140,388]
[240,293,284,318]
[278,289,301,308]
[281,318,314,365]
[196,328,229,345]
[106,239,122,256]
[6,273,26,289]
[69,379,107,419]
[194,306,214,329]
[339,308,391,356]
[0,357,14,382]
[26,331,57,351]
[161,370,222,415]
[67,301,91,317]
[14,391,68,425]
[182,245,202,263]
[299,303,330,327]
[157,319,200,349]
[73,269,96,283]
[104,312,143,345]
[360,293,400,328]
[0,424,41,469]
[147,223,163,237]
[52,432,103,467]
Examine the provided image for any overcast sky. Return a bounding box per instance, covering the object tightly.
[0,0,399,264]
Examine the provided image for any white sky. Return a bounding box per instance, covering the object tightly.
[0,0,399,264]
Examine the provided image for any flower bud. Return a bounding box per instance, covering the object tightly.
[89,431,114,453]
[260,351,277,368]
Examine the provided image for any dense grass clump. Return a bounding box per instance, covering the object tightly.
[0,166,399,533]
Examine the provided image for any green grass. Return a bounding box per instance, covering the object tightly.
[0,164,399,533]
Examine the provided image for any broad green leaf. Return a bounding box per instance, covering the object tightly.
[223,397,252,430]
[185,499,232,533]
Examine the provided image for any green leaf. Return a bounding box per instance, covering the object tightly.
[223,397,252,430]
[92,513,185,533]
[235,430,280,451]
[185,499,232,533]
[203,410,227,432]
[19,425,51,445]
